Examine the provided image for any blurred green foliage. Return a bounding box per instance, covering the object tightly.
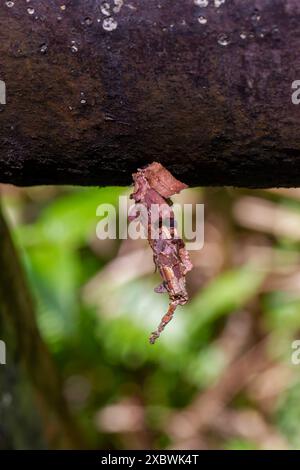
[3,185,300,450]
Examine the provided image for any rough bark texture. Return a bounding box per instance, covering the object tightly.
[0,0,300,188]
[0,204,84,449]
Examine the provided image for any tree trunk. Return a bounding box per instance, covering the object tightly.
[0,0,299,188]
[0,204,84,449]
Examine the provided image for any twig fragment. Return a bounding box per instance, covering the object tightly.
[130,162,193,344]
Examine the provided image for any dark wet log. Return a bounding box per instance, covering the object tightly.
[0,0,300,188]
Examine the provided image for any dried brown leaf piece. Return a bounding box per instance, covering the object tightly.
[130,162,193,344]
[141,162,188,198]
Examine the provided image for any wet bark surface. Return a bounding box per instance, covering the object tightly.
[0,0,300,188]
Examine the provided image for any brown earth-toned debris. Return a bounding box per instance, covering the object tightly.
[130,162,193,344]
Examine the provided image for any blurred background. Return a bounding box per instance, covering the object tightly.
[1,184,300,450]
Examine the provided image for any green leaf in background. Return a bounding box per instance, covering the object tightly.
[5,187,128,351]
[263,293,300,333]
[16,186,128,248]
[224,438,258,450]
[186,266,266,338]
[277,380,300,450]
